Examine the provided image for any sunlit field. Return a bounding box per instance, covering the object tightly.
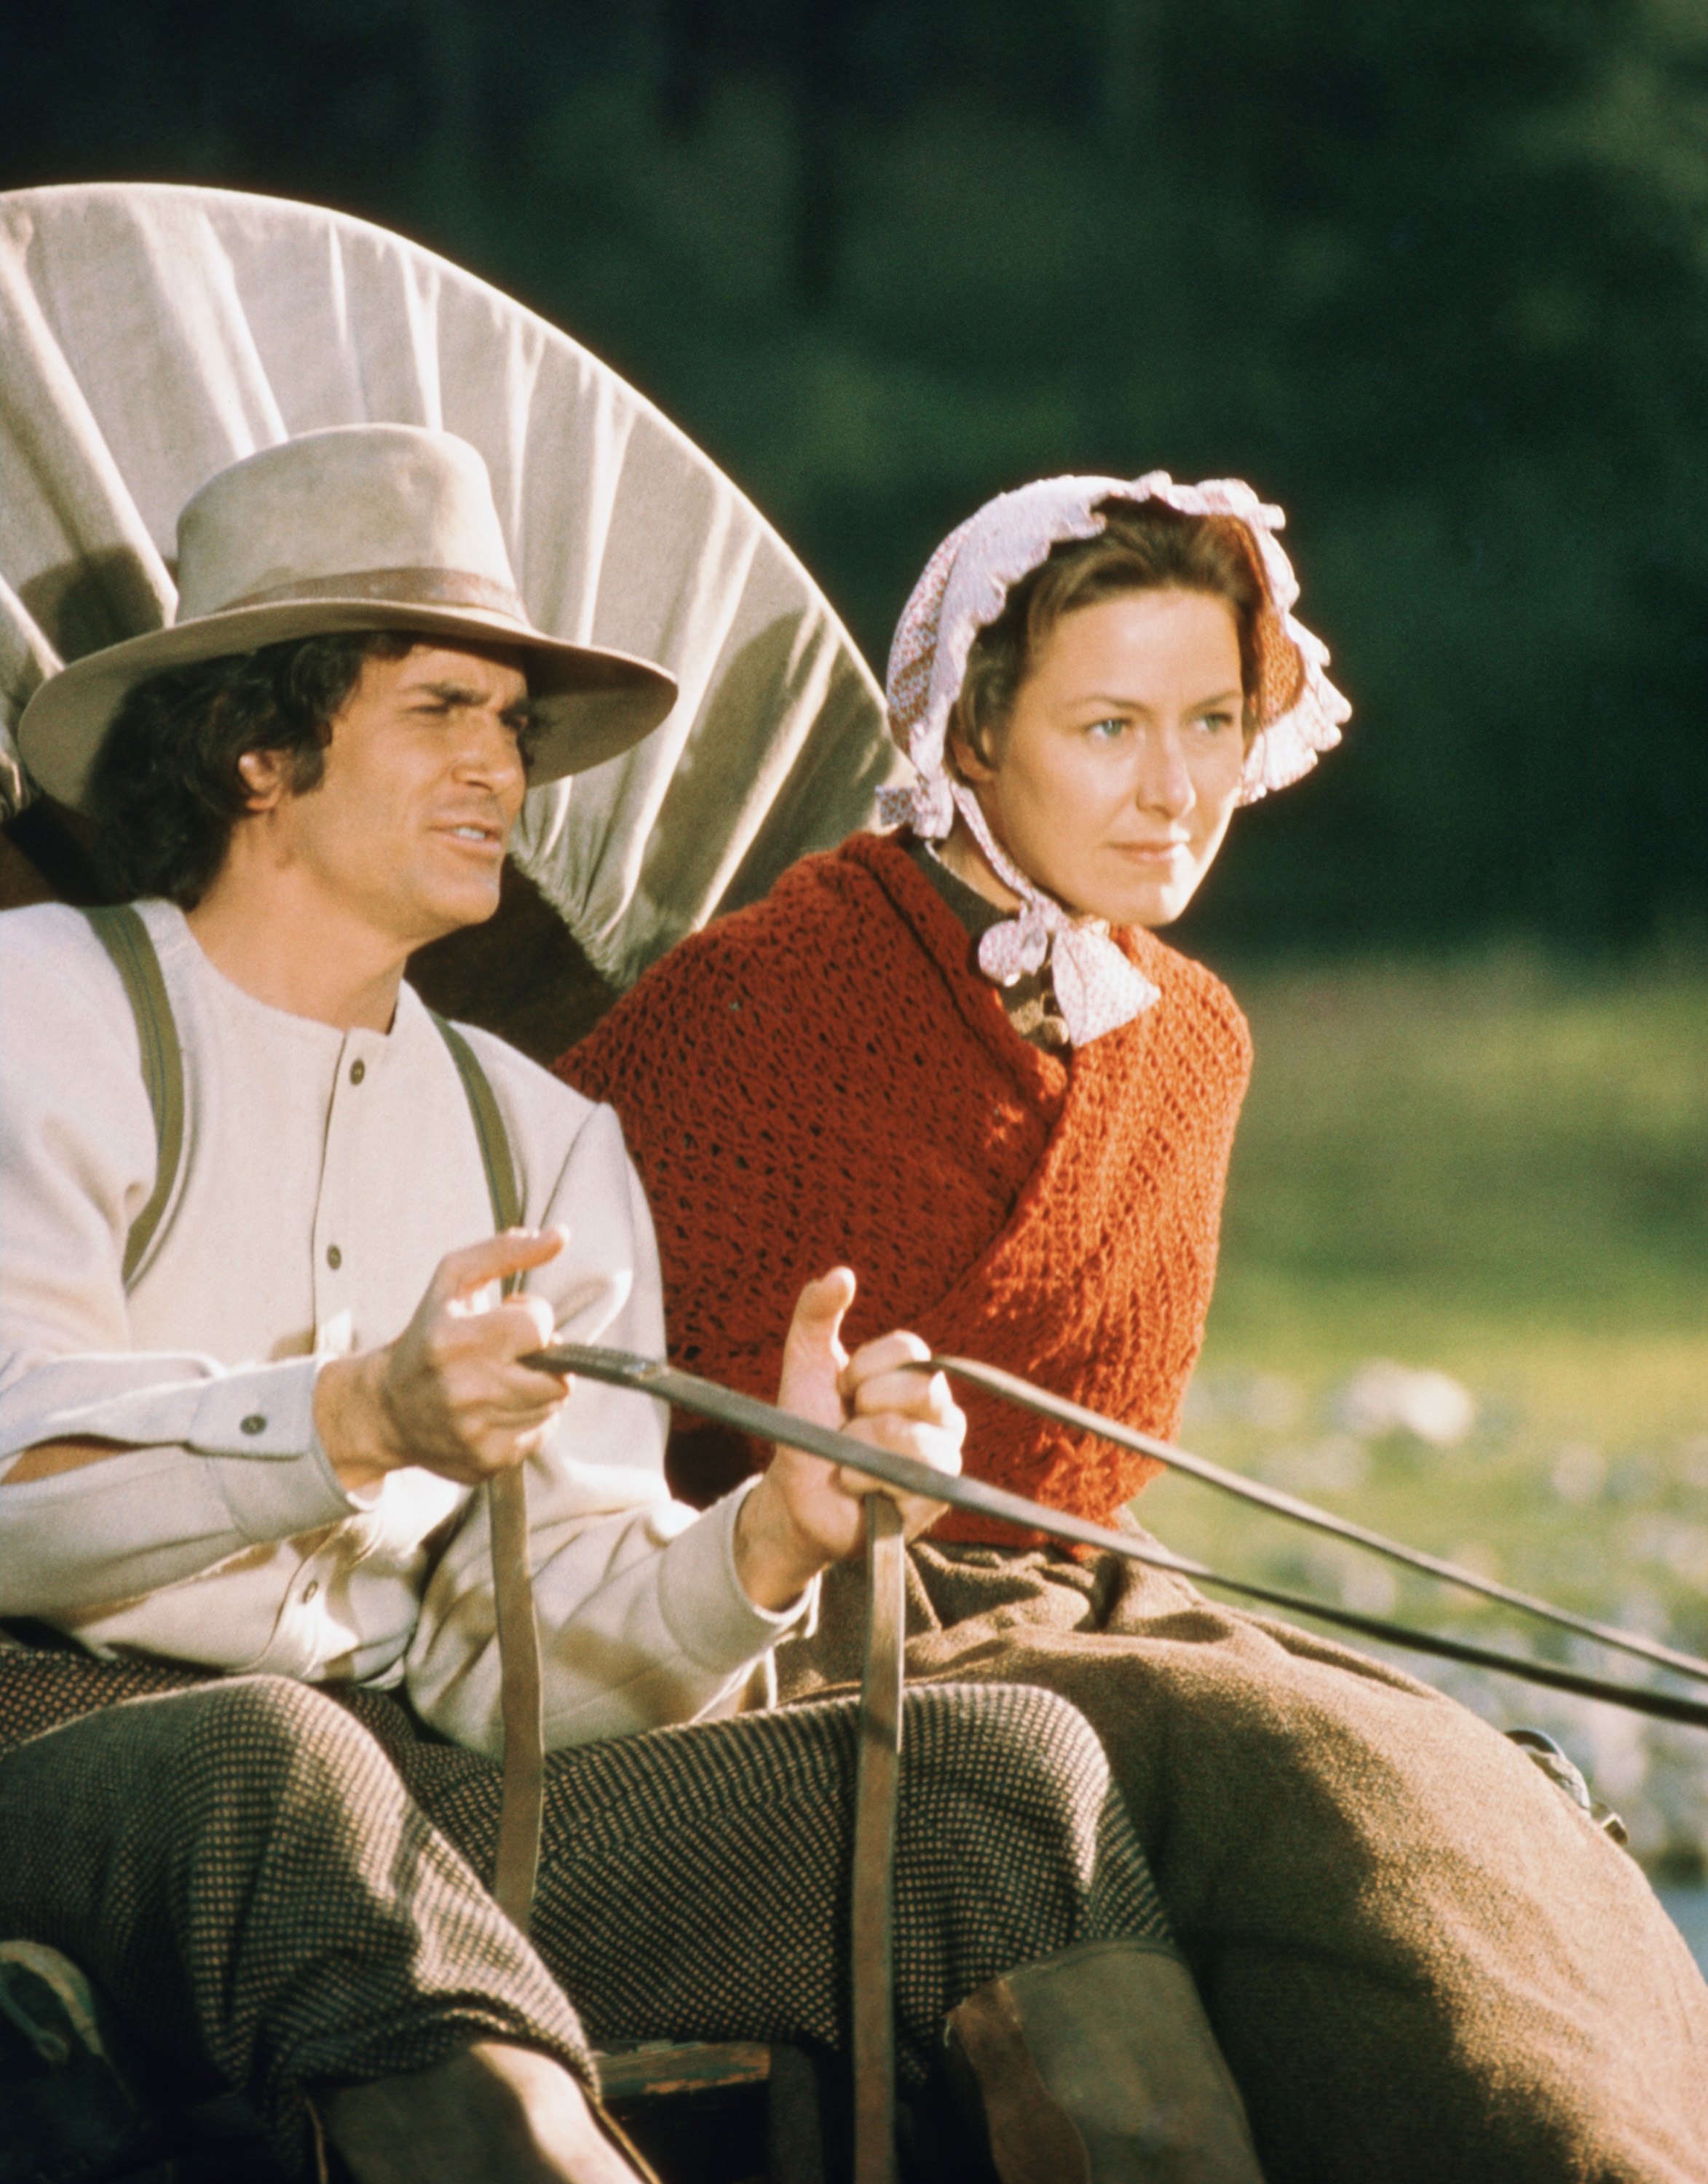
[1139,949,1708,1874]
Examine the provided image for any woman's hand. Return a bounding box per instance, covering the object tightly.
[732,1267,965,1611]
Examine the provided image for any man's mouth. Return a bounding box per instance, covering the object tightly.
[437,820,505,850]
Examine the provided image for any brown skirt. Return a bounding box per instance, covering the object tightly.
[777,1540,1708,2184]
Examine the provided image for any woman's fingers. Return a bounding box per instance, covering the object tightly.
[834,1476,952,1548]
[774,1267,861,1453]
[428,1226,568,1313]
[783,1268,857,1361]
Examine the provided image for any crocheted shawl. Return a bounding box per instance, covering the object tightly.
[560,831,1252,1541]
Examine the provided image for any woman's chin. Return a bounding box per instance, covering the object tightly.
[1071,878,1197,932]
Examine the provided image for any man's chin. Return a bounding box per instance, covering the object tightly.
[409,877,505,946]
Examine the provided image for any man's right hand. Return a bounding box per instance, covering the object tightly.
[314,1228,572,1497]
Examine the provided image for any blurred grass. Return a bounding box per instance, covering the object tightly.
[1139,948,1708,1866]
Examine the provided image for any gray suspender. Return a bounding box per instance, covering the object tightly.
[430,1013,545,1929]
[85,906,546,1933]
[84,906,186,1286]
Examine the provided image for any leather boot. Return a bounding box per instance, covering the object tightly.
[945,1939,1265,2184]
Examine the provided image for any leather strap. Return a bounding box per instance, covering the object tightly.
[431,1013,545,1934]
[851,1495,904,2184]
[80,916,545,1933]
[84,906,185,1289]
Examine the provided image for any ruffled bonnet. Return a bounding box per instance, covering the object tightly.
[876,471,1351,1045]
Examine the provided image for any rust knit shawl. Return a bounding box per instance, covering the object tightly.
[559,831,1252,1543]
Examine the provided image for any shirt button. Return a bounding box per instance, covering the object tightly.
[326,1245,342,1270]
[349,1060,365,1085]
[302,1579,320,1603]
[240,1414,266,1436]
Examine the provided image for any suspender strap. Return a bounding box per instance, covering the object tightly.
[84,906,185,1289]
[430,1014,523,1232]
[430,1012,545,1936]
[79,917,545,1937]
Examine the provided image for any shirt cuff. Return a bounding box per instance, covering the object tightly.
[655,1479,819,1673]
[191,1358,364,1543]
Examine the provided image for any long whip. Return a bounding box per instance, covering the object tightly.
[523,1341,1708,1728]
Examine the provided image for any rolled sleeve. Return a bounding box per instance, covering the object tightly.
[655,1481,817,1671]
[0,1356,363,1618]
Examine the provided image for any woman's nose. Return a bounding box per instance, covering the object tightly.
[1133,726,1194,818]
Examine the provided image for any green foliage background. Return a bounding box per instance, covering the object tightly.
[11,0,1708,951]
[1156,950,1708,1869]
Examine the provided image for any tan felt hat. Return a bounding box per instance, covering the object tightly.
[17,423,679,808]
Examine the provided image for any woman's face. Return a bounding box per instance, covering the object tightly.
[953,587,1247,930]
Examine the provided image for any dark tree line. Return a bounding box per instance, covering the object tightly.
[10,0,1708,952]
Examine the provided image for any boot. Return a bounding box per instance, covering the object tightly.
[945,1939,1265,2184]
[0,1940,158,2184]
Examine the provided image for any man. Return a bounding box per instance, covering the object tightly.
[0,426,1260,2184]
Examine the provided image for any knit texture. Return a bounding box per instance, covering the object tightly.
[561,831,1252,1541]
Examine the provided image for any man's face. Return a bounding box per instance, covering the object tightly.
[245,641,532,952]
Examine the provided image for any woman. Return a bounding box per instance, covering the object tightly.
[562,475,1708,2183]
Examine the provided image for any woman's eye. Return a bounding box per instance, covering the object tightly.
[1087,716,1127,740]
[1195,711,1239,735]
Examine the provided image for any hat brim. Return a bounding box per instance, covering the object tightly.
[15,597,679,811]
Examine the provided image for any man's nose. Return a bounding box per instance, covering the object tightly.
[1133,725,1194,817]
[454,711,527,792]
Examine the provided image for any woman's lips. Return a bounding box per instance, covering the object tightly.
[1110,839,1190,866]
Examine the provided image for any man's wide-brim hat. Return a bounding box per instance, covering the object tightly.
[16,423,679,807]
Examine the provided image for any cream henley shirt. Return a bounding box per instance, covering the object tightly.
[0,900,809,1757]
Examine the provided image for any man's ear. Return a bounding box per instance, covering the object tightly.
[235,747,291,812]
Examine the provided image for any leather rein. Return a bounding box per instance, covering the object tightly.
[523,1340,1708,1726]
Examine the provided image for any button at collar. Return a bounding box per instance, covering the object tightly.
[349,1059,366,1085]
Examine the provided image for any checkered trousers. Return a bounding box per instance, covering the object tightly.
[0,1640,1169,2178]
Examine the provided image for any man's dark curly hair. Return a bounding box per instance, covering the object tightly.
[85,630,419,908]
